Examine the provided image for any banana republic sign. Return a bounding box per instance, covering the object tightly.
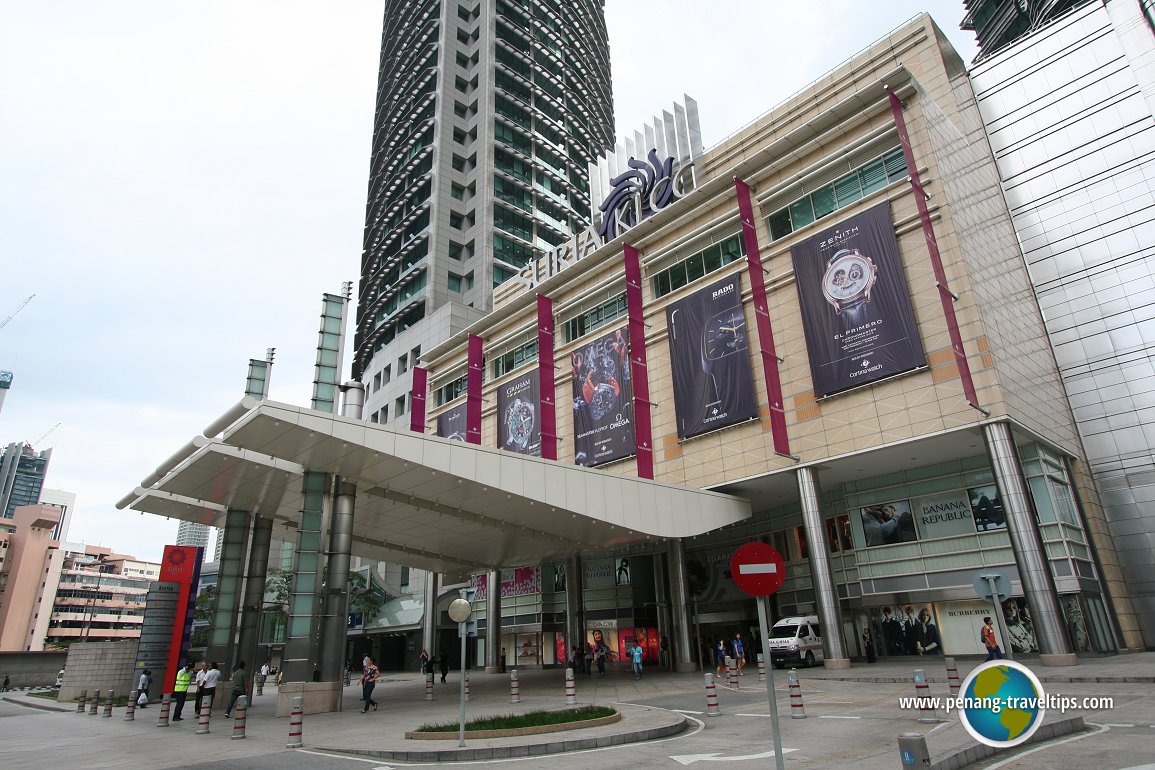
[515,151,696,290]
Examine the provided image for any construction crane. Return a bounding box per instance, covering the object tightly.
[1,294,35,330]
[30,422,62,448]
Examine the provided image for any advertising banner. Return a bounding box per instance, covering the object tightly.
[496,370,541,456]
[665,274,758,439]
[436,403,468,441]
[571,327,634,467]
[790,202,925,397]
[472,566,541,601]
[684,545,747,604]
[875,604,942,656]
[969,485,1007,532]
[911,491,976,539]
[858,499,918,547]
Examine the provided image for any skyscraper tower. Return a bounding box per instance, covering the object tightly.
[354,0,615,423]
[0,442,52,526]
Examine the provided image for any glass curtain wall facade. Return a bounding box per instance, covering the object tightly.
[354,0,614,427]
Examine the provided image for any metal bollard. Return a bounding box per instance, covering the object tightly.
[510,670,521,704]
[256,676,264,697]
[76,689,87,713]
[898,732,932,767]
[704,673,721,716]
[757,653,767,683]
[564,667,576,705]
[945,657,960,698]
[425,672,434,701]
[727,656,739,689]
[89,691,100,715]
[125,690,137,721]
[465,671,470,702]
[913,669,937,724]
[102,689,115,718]
[788,669,806,719]
[286,695,303,748]
[231,695,248,739]
[156,693,171,727]
[195,699,210,734]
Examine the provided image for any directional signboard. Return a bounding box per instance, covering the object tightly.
[730,542,786,597]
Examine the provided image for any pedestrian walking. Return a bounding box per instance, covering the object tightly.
[715,640,727,676]
[224,661,249,718]
[732,632,746,676]
[419,649,430,674]
[259,662,269,686]
[199,662,221,711]
[862,627,877,663]
[630,641,644,680]
[137,669,153,706]
[360,657,379,712]
[439,652,449,683]
[171,662,194,720]
[500,647,507,674]
[981,617,1004,660]
[2,674,9,691]
[583,643,593,676]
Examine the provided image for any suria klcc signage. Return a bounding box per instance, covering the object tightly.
[515,151,696,289]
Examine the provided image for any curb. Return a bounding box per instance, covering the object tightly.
[804,674,1155,685]
[928,715,1085,770]
[2,696,74,713]
[316,713,687,762]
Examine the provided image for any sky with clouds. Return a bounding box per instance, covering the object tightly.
[0,1,979,562]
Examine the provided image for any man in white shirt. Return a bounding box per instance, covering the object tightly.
[193,662,209,716]
[198,662,221,713]
[260,663,270,684]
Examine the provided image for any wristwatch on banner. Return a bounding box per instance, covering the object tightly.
[505,398,535,449]
[701,308,747,402]
[821,248,878,327]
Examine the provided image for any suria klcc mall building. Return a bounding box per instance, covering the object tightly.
[122,12,1145,714]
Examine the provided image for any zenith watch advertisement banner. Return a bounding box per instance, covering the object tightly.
[790,202,925,397]
[436,403,468,441]
[666,273,758,439]
[571,327,635,467]
[497,369,541,456]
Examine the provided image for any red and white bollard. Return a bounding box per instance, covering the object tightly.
[945,657,961,698]
[913,669,937,724]
[425,672,434,701]
[231,695,248,739]
[564,667,577,705]
[727,657,739,689]
[195,699,210,734]
[76,689,87,713]
[286,695,303,748]
[510,670,521,704]
[465,671,471,702]
[704,673,721,716]
[788,668,806,719]
[156,693,171,727]
[102,689,115,718]
[757,653,767,683]
[124,690,137,721]
[89,691,100,715]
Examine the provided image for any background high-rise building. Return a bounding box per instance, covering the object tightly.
[0,442,52,526]
[37,488,76,543]
[176,520,211,560]
[962,0,1093,60]
[969,0,1155,645]
[354,0,615,424]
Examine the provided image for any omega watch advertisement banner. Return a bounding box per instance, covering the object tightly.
[436,403,468,441]
[571,327,635,467]
[789,202,925,397]
[665,274,758,439]
[497,369,541,456]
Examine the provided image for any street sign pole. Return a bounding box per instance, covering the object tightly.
[448,593,475,747]
[459,620,467,746]
[756,594,786,770]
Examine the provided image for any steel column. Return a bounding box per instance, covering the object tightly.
[796,467,850,668]
[282,471,328,682]
[667,539,697,672]
[485,569,500,672]
[236,516,272,680]
[207,508,250,670]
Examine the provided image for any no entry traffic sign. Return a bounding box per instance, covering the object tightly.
[730,542,786,597]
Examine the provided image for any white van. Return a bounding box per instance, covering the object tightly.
[767,615,824,668]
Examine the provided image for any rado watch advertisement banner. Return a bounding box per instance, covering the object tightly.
[665,274,759,439]
[571,327,635,467]
[789,202,925,397]
[436,403,468,441]
[497,370,541,456]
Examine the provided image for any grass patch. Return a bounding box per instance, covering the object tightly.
[25,690,59,700]
[415,705,615,733]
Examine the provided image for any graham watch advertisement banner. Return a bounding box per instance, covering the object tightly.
[571,327,635,467]
[436,403,468,441]
[789,202,925,397]
[666,274,758,439]
[497,369,541,456]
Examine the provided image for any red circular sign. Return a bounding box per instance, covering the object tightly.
[730,542,786,597]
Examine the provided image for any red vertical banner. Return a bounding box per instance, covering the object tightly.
[409,366,427,433]
[623,243,654,479]
[536,295,557,461]
[467,334,484,445]
[734,177,792,456]
[159,545,202,698]
[886,86,981,411]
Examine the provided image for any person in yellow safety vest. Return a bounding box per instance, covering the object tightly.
[171,662,194,721]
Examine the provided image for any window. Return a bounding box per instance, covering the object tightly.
[652,235,745,298]
[766,147,908,241]
[564,292,627,342]
[395,395,406,417]
[382,365,391,384]
[493,264,518,287]
[448,272,463,292]
[436,374,468,406]
[398,354,408,374]
[493,339,538,377]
